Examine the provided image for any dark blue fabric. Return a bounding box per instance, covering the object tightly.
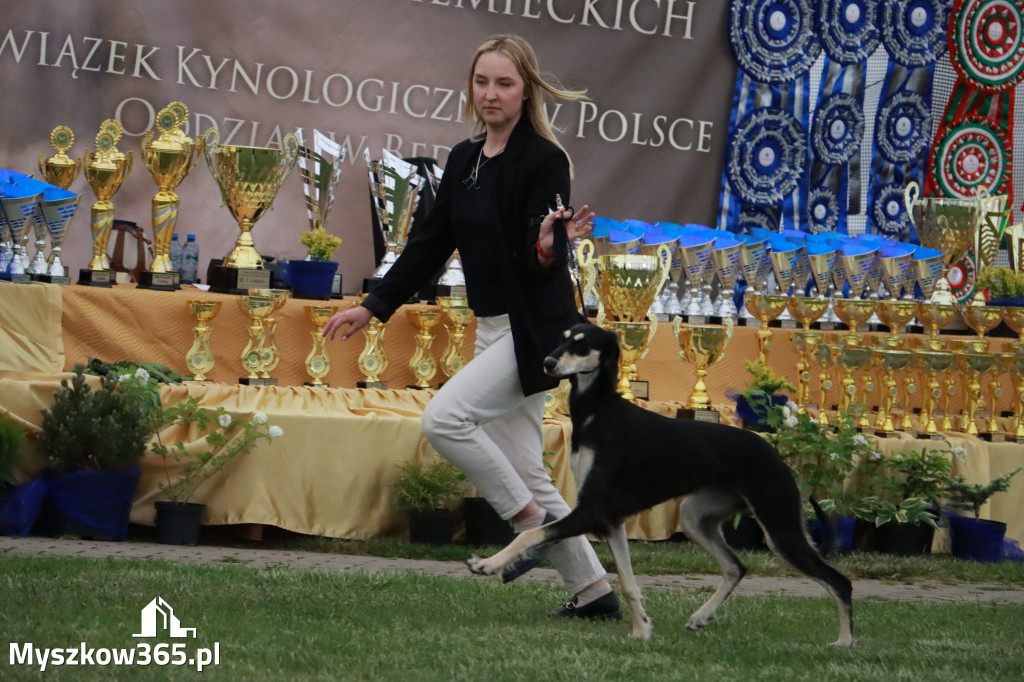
[0,478,48,537]
[42,468,140,540]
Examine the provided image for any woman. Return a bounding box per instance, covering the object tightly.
[323,34,619,620]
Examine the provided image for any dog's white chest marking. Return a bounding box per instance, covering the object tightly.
[572,444,596,488]
[574,366,599,394]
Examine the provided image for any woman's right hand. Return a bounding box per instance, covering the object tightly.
[323,305,374,341]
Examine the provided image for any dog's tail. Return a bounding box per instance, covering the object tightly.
[808,496,837,557]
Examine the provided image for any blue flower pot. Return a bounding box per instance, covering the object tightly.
[34,468,140,541]
[733,393,788,432]
[985,296,1024,307]
[948,513,1007,563]
[288,259,338,300]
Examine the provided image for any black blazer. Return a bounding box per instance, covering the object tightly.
[363,117,581,395]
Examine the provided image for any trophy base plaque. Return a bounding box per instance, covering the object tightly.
[303,382,330,387]
[978,432,1006,443]
[208,262,270,295]
[680,315,708,325]
[676,407,720,424]
[138,271,181,291]
[873,430,901,438]
[914,431,948,441]
[0,272,32,285]
[436,284,467,299]
[239,377,278,386]
[813,320,838,331]
[629,380,649,401]
[77,269,115,287]
[357,380,388,389]
[31,273,71,286]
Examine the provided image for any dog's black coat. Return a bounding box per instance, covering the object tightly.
[469,322,854,645]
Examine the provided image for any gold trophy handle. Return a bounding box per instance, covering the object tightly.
[654,243,673,294]
[577,238,595,270]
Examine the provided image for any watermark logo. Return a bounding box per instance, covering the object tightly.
[10,596,219,672]
[133,597,196,638]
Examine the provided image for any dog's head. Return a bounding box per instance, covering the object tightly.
[543,323,620,387]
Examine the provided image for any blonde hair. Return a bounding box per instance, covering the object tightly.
[462,35,587,156]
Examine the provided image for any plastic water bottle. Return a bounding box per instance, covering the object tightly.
[169,233,183,274]
[181,234,199,283]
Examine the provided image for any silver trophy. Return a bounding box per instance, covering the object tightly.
[711,238,741,319]
[297,129,346,233]
[365,148,422,287]
[39,186,80,280]
[737,236,769,323]
[678,236,716,320]
[0,190,43,278]
[25,193,50,276]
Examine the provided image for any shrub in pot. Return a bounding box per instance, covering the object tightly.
[151,399,284,545]
[943,467,1022,562]
[976,266,1024,306]
[767,408,867,554]
[730,359,796,432]
[34,365,162,540]
[392,457,466,545]
[851,444,954,555]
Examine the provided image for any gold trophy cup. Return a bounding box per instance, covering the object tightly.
[81,119,132,286]
[405,307,441,388]
[905,181,982,305]
[248,288,291,382]
[204,127,299,293]
[140,103,203,290]
[355,296,389,389]
[743,291,789,362]
[437,297,475,380]
[237,295,277,383]
[305,304,340,386]
[185,300,222,381]
[578,238,671,400]
[39,126,81,190]
[673,319,733,422]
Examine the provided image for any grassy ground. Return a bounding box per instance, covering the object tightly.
[2,554,1022,682]
[197,525,1024,586]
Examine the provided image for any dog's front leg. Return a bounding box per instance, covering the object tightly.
[607,524,652,640]
[466,527,554,581]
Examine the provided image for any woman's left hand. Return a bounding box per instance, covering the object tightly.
[538,203,596,258]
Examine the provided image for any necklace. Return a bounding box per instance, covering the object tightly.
[463,146,504,190]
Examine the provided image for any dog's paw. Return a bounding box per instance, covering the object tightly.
[685,612,717,631]
[630,620,653,641]
[465,555,499,576]
[830,636,856,648]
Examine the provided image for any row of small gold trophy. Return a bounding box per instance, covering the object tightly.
[183,291,476,389]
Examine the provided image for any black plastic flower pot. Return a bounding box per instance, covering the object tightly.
[155,501,206,546]
[463,497,514,546]
[875,521,934,555]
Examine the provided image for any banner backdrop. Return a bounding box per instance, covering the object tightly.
[1,0,737,291]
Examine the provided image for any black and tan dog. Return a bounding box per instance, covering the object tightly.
[467,322,854,646]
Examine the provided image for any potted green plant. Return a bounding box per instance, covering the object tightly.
[852,444,954,555]
[290,227,341,299]
[943,467,1022,562]
[730,358,797,432]
[34,364,162,540]
[150,398,284,545]
[0,414,29,535]
[767,407,867,553]
[976,266,1024,305]
[392,456,466,545]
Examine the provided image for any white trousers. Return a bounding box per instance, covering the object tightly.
[421,314,606,594]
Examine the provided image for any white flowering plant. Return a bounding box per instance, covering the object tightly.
[150,396,284,504]
[766,406,877,518]
[851,443,956,528]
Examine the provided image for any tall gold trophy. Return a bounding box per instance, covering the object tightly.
[305,304,341,386]
[405,307,441,389]
[248,288,290,384]
[80,119,132,286]
[185,300,222,381]
[438,296,475,380]
[904,181,982,305]
[204,127,299,293]
[237,295,276,384]
[673,318,733,422]
[577,237,671,401]
[356,297,389,389]
[140,103,203,291]
[35,126,82,284]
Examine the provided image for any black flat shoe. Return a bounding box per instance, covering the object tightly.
[555,591,623,620]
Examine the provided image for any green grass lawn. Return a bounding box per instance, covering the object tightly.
[213,526,1024,586]
[2,554,1021,682]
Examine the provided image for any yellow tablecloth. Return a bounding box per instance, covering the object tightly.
[1,280,1021,544]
